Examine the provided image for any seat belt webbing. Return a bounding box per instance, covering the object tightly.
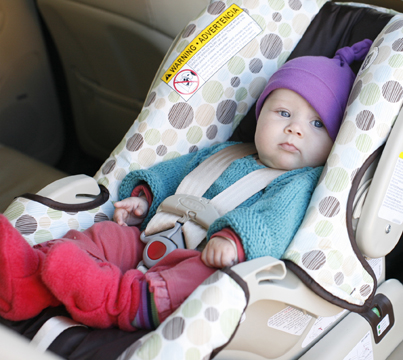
[30,316,86,353]
[211,167,286,216]
[146,143,286,248]
[175,143,257,197]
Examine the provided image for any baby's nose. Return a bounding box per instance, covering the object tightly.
[285,124,303,137]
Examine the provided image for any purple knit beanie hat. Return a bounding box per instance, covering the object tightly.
[255,39,372,141]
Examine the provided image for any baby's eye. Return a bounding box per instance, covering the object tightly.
[279,110,290,118]
[311,120,324,128]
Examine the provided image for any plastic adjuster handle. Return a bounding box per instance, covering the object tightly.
[157,194,220,229]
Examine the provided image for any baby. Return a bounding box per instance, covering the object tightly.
[0,39,371,332]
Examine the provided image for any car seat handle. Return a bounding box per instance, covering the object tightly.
[232,256,287,284]
[18,184,110,212]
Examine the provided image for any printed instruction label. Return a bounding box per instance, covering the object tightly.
[267,306,312,336]
[367,257,383,281]
[377,314,390,336]
[378,152,403,224]
[301,310,347,348]
[343,332,374,360]
[162,4,262,100]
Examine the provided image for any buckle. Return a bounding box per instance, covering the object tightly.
[157,194,220,229]
[140,222,185,269]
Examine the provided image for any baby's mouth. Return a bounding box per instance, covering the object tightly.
[279,142,299,153]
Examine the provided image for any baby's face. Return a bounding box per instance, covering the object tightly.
[255,89,333,170]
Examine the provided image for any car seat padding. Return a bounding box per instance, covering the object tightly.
[283,13,403,311]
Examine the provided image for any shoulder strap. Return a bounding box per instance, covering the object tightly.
[176,142,285,215]
[146,144,286,250]
[175,143,257,197]
[210,167,286,216]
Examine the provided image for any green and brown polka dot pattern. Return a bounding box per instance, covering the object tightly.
[120,271,247,360]
[94,0,328,202]
[283,15,403,308]
[3,197,114,246]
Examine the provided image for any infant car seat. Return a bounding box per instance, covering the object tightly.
[2,1,403,359]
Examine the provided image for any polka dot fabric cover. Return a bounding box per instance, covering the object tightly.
[3,0,327,245]
[283,15,403,310]
[94,0,328,202]
[117,270,248,360]
[3,197,115,246]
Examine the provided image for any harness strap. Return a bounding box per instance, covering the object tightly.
[145,143,259,237]
[175,143,257,197]
[145,144,286,250]
[211,167,286,216]
[30,316,86,353]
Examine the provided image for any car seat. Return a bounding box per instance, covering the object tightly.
[2,1,403,359]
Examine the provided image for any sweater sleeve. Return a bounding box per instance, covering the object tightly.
[118,141,239,228]
[207,166,322,261]
[131,185,153,205]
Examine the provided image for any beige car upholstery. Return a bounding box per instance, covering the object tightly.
[37,0,210,161]
[0,0,66,213]
[0,0,64,165]
[0,0,209,217]
[0,145,66,213]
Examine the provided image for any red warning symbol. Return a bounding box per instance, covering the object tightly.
[173,69,200,95]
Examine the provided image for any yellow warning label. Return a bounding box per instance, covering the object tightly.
[162,4,243,83]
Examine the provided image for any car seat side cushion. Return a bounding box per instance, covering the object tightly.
[284,148,384,313]
[289,2,393,67]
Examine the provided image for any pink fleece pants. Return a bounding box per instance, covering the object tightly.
[35,221,216,323]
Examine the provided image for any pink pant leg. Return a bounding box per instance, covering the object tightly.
[38,223,213,330]
[35,221,145,272]
[0,215,61,321]
[39,221,146,331]
[146,249,216,322]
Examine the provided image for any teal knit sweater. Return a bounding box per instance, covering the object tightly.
[119,142,322,261]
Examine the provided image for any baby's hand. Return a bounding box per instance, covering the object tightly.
[113,196,149,226]
[201,237,237,268]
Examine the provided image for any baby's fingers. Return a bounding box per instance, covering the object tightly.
[113,208,129,226]
[201,247,213,267]
[220,252,236,267]
[201,247,225,268]
[114,200,133,211]
[133,203,146,217]
[133,198,149,218]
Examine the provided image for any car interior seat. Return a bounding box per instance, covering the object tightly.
[0,0,64,165]
[2,1,403,360]
[36,0,210,161]
[0,0,66,213]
